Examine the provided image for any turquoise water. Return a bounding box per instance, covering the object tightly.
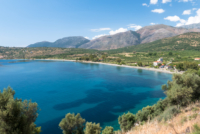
[0,60,172,134]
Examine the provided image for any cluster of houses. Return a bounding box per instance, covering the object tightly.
[0,55,4,59]
[153,57,173,69]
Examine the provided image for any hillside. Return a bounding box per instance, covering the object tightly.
[107,32,200,53]
[80,24,200,50]
[79,31,140,50]
[126,102,200,134]
[27,36,90,48]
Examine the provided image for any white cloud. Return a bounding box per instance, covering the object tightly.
[92,34,107,40]
[128,24,142,31]
[164,9,200,27]
[151,9,165,13]
[193,8,197,10]
[91,28,111,32]
[150,23,156,25]
[84,37,89,39]
[178,0,193,2]
[150,0,158,4]
[185,9,200,25]
[142,3,149,7]
[162,0,172,3]
[183,10,191,15]
[109,28,128,35]
[164,15,183,22]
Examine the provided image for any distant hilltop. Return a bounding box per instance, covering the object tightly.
[27,23,200,50]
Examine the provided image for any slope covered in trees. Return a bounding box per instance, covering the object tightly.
[107,32,200,53]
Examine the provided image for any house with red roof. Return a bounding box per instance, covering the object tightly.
[195,58,200,61]
[153,58,163,66]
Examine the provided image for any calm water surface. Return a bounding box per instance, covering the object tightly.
[0,60,172,134]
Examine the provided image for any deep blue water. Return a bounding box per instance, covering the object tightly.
[0,60,172,134]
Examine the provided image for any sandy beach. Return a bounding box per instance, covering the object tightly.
[34,59,182,74]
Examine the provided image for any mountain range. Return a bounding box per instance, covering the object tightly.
[27,23,200,50]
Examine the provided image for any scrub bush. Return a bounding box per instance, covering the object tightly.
[59,113,85,134]
[102,126,114,134]
[118,112,136,132]
[85,122,102,134]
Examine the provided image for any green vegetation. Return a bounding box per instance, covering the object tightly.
[84,122,102,134]
[102,126,114,134]
[162,73,200,106]
[118,112,136,132]
[0,87,41,134]
[59,113,85,134]
[192,124,200,134]
[117,71,200,132]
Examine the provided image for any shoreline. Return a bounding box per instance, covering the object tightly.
[33,59,181,74]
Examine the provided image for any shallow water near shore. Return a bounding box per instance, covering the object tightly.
[0,60,172,133]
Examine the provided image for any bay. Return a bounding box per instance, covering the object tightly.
[0,60,172,134]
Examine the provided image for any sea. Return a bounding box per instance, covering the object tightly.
[0,59,172,134]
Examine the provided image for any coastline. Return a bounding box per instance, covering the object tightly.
[34,59,182,74]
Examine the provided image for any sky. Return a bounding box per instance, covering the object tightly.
[0,0,200,47]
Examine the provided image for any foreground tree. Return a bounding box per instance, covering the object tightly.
[162,73,200,106]
[59,113,85,134]
[84,122,101,134]
[118,112,136,132]
[0,87,41,134]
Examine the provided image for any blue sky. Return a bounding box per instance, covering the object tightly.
[0,0,200,47]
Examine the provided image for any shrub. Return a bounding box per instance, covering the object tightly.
[192,124,200,134]
[102,126,114,134]
[59,113,85,134]
[118,112,136,132]
[136,106,154,122]
[157,106,180,122]
[162,73,200,106]
[85,122,102,134]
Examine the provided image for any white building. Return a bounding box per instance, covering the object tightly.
[153,58,163,66]
[195,58,200,61]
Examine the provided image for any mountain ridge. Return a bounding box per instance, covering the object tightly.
[27,24,200,50]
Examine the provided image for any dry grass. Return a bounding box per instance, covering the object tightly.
[126,102,200,134]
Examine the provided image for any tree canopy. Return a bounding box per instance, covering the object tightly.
[0,87,41,134]
[59,113,85,134]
